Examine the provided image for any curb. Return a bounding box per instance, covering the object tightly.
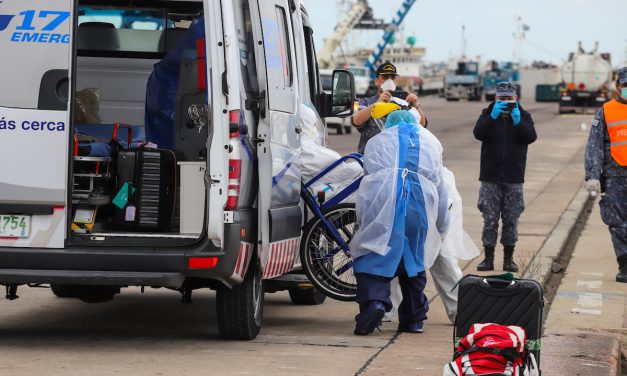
[521,187,591,283]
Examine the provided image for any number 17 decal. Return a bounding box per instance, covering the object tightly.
[16,10,70,32]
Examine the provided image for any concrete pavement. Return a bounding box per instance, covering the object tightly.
[542,200,625,375]
[0,100,606,375]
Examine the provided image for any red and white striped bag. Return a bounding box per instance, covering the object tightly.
[443,323,539,376]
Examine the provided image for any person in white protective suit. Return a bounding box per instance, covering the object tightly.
[381,112,480,325]
[297,104,363,201]
[351,109,450,336]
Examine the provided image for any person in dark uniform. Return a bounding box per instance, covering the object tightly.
[584,67,627,283]
[350,62,427,154]
[473,82,537,272]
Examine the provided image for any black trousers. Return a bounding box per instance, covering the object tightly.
[355,260,428,325]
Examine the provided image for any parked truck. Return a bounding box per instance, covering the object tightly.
[444,61,482,101]
[0,0,354,340]
[559,42,612,114]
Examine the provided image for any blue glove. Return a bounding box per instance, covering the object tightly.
[511,102,521,126]
[490,101,508,120]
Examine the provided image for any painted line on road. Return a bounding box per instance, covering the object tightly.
[570,308,602,315]
[581,272,603,277]
[576,292,602,308]
[576,280,602,289]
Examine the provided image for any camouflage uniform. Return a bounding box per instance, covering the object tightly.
[584,97,627,259]
[355,95,381,154]
[478,182,525,248]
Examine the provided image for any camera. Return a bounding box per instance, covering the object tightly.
[391,90,408,100]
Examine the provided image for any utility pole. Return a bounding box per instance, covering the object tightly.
[460,24,467,60]
[513,15,526,65]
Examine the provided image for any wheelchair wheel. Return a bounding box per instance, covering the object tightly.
[300,203,357,301]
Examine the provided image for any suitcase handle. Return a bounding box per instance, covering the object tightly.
[113,123,134,148]
[482,278,516,289]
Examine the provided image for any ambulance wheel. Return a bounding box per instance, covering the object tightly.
[50,284,77,298]
[288,287,327,305]
[216,258,264,340]
[300,203,357,302]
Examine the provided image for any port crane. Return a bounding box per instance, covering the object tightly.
[317,0,418,75]
[364,0,417,77]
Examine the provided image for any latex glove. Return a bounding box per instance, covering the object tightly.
[511,102,521,126]
[490,101,508,120]
[585,179,601,197]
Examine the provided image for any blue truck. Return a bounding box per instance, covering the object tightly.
[444,61,482,101]
[482,61,520,101]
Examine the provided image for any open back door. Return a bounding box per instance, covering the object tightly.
[0,0,73,248]
[251,0,303,279]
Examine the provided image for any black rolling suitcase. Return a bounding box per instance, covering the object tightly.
[114,148,176,231]
[454,275,544,372]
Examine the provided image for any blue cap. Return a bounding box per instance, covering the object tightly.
[496,81,518,97]
[385,110,417,129]
[618,67,627,84]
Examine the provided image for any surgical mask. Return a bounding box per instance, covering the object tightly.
[621,87,627,98]
[381,79,396,92]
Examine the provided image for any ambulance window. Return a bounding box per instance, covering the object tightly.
[303,25,319,102]
[274,6,293,87]
[234,0,259,97]
[76,5,201,57]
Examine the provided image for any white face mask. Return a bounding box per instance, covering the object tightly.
[381,79,396,92]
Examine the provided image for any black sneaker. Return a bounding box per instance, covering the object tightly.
[354,302,385,336]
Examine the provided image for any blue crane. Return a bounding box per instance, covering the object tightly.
[364,0,417,78]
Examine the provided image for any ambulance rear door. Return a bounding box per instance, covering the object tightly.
[0,0,73,248]
[250,0,303,279]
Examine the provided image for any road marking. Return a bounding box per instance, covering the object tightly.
[576,292,602,308]
[576,280,602,289]
[581,363,608,368]
[570,308,602,315]
[581,272,603,277]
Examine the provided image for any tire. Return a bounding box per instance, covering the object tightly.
[485,94,495,102]
[288,288,327,305]
[344,125,352,134]
[336,123,344,135]
[216,258,264,340]
[300,203,357,301]
[50,284,77,298]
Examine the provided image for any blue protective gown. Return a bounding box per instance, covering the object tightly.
[351,122,450,278]
[144,18,206,149]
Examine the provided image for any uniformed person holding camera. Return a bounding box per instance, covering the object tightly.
[351,62,427,154]
[473,82,537,272]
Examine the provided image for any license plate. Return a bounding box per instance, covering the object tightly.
[576,92,590,97]
[0,214,31,238]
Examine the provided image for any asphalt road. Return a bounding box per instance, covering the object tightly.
[0,98,593,376]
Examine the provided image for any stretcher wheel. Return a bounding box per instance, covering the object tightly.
[300,204,357,301]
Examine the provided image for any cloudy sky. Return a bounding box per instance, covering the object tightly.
[306,0,627,67]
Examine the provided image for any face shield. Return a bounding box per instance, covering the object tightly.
[371,102,402,130]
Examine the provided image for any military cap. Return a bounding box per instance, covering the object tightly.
[496,81,518,97]
[376,61,399,76]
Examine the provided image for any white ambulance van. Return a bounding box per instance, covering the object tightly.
[0,0,354,340]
